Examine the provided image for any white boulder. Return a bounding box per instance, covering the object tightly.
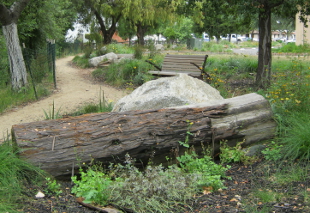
[112,74,224,112]
[89,52,118,67]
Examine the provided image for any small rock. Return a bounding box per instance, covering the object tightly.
[244,144,266,156]
[35,190,45,198]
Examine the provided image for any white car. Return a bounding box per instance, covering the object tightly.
[286,39,296,43]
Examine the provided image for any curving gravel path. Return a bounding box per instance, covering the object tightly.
[0,56,129,142]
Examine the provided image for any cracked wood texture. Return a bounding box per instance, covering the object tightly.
[12,93,276,178]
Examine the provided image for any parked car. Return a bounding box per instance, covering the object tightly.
[221,34,246,42]
[275,38,286,42]
[286,39,296,44]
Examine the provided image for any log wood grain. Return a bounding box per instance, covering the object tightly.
[12,93,276,178]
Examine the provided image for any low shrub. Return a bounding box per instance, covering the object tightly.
[92,57,157,87]
[71,152,230,212]
[273,43,310,53]
[72,55,90,68]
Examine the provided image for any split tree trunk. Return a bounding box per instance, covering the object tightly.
[12,93,276,178]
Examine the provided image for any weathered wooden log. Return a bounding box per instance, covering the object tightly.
[12,93,276,178]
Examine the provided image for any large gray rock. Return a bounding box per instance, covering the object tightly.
[112,74,224,112]
[89,52,118,67]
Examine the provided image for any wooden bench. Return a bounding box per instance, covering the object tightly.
[146,54,210,78]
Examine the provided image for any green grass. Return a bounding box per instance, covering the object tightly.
[0,82,51,114]
[67,88,114,116]
[0,43,54,114]
[0,141,46,212]
[273,43,310,53]
[72,55,90,68]
[252,189,284,203]
[202,40,236,53]
[92,57,156,87]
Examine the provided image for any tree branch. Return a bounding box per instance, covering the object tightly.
[269,0,284,8]
[0,0,31,25]
[93,9,107,34]
[0,4,11,25]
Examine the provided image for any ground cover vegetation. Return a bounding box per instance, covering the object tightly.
[1,42,310,212]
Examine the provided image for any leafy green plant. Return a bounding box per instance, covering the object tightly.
[178,120,193,148]
[71,151,230,212]
[71,165,117,205]
[261,141,283,162]
[44,177,62,196]
[220,141,256,165]
[177,151,230,190]
[43,100,62,120]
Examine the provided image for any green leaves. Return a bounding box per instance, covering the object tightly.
[71,167,115,205]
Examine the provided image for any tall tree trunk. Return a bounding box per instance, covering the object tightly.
[136,22,147,46]
[2,23,28,90]
[0,0,30,91]
[256,7,272,89]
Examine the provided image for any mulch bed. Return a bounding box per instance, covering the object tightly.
[20,160,310,213]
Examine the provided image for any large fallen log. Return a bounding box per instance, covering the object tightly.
[12,93,276,178]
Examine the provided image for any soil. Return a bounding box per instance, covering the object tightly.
[0,56,129,142]
[21,160,310,213]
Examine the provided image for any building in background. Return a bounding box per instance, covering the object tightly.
[296,13,309,45]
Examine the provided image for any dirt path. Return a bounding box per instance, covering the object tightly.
[0,56,129,141]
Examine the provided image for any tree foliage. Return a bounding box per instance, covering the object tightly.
[0,0,77,90]
[18,0,76,49]
[191,0,253,40]
[162,17,194,43]
[232,0,310,88]
[74,0,183,45]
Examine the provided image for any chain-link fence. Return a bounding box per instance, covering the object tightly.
[23,41,56,99]
[1,38,83,94]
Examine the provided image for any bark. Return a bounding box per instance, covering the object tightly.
[0,0,30,90]
[3,23,28,90]
[136,22,148,46]
[12,93,276,178]
[256,0,284,89]
[256,8,272,89]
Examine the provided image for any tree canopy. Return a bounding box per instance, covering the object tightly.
[0,0,77,90]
